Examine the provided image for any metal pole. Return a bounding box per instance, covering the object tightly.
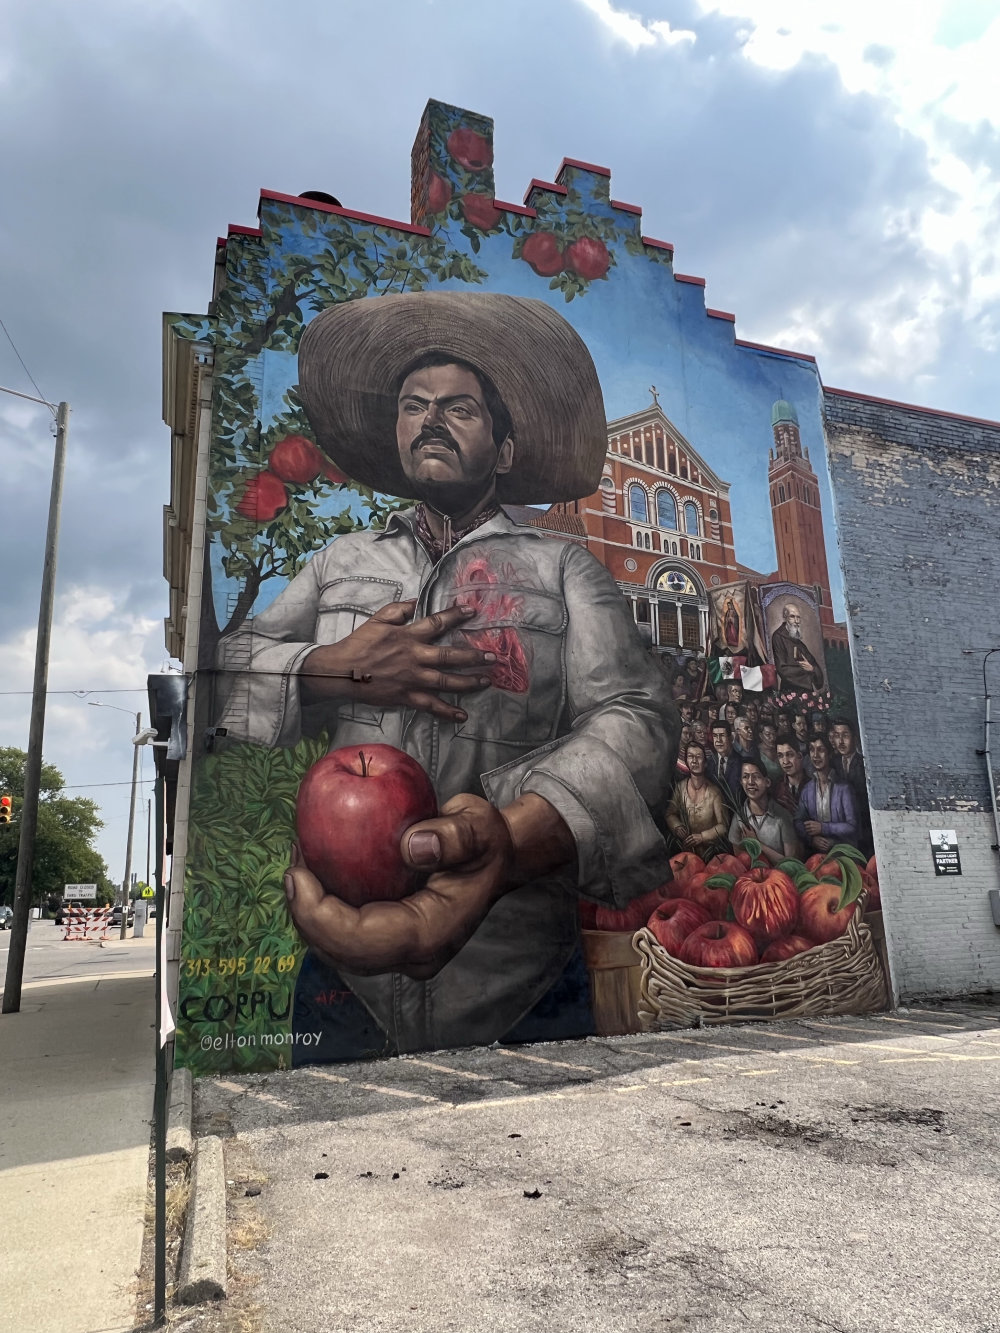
[146,797,151,887]
[152,775,167,1327]
[3,401,69,1014]
[120,713,142,939]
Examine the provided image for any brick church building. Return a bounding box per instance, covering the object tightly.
[527,392,848,658]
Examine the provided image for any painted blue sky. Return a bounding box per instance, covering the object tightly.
[2,0,996,872]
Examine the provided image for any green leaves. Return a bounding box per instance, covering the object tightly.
[835,858,865,914]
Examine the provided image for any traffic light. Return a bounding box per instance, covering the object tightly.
[0,796,11,825]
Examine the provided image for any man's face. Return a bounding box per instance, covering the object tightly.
[776,713,791,737]
[830,723,855,756]
[712,726,731,756]
[679,704,694,723]
[809,739,830,773]
[724,703,738,725]
[793,714,808,740]
[760,724,776,749]
[744,702,759,724]
[726,683,743,703]
[692,721,708,746]
[777,742,803,778]
[396,363,510,506]
[783,606,802,637]
[734,717,754,747]
[686,660,701,681]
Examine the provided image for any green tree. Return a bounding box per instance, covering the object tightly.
[0,748,115,907]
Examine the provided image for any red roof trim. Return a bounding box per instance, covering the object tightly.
[674,273,707,287]
[523,178,569,204]
[258,189,432,237]
[216,236,226,248]
[227,223,263,238]
[734,337,817,364]
[642,236,675,252]
[557,156,612,178]
[707,308,736,323]
[825,385,1000,429]
[610,198,641,215]
[495,198,537,218]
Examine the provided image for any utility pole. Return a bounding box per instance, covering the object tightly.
[120,712,142,939]
[3,398,68,1015]
[146,796,151,886]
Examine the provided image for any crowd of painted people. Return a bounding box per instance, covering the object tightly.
[660,661,871,866]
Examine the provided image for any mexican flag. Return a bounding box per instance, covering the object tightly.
[708,655,747,684]
[740,663,778,692]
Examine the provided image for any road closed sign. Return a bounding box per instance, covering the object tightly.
[64,883,98,899]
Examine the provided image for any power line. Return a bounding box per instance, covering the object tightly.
[0,315,53,415]
[0,688,149,696]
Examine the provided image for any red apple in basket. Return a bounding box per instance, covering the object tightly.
[669,851,705,890]
[798,882,857,945]
[591,886,668,932]
[703,852,746,879]
[295,745,437,907]
[685,871,731,921]
[760,934,815,963]
[679,920,758,969]
[861,871,881,910]
[647,897,711,956]
[731,866,799,945]
[805,854,844,883]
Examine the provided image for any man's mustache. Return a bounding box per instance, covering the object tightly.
[412,425,458,453]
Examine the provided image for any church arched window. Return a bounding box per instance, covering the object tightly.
[656,489,677,530]
[684,502,699,536]
[779,484,786,502]
[628,484,649,524]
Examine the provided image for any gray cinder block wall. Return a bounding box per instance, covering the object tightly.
[824,387,1000,1000]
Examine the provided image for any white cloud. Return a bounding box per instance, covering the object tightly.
[578,0,696,48]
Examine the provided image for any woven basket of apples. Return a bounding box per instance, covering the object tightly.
[631,843,887,1029]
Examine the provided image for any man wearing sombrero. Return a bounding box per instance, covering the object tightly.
[216,291,678,1054]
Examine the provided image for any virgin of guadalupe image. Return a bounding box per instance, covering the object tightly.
[213,290,680,1057]
[723,595,742,650]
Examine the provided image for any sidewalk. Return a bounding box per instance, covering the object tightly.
[0,967,155,1333]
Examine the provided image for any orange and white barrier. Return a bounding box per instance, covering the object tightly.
[62,907,113,941]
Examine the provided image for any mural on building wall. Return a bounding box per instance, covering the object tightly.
[168,99,887,1074]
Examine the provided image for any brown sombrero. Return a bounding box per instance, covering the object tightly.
[296,292,607,504]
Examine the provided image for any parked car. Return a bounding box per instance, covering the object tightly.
[110,904,135,928]
[0,905,13,930]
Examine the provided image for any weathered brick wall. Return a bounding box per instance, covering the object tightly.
[824,388,1000,997]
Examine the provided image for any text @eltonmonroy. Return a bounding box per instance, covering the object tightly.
[199,1030,323,1051]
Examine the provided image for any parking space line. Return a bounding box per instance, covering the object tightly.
[876,1015,969,1031]
[879,1056,945,1064]
[403,1058,498,1082]
[499,1047,598,1073]
[650,1034,768,1054]
[802,1057,861,1065]
[654,1076,713,1086]
[738,1068,781,1077]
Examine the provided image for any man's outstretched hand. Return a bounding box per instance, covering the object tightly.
[283,794,516,979]
[283,792,576,979]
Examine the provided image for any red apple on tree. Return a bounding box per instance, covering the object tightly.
[426,172,453,215]
[460,194,502,231]
[236,472,288,522]
[647,897,711,956]
[760,934,815,963]
[679,920,758,968]
[731,866,799,945]
[521,232,565,277]
[798,882,858,944]
[565,236,611,280]
[295,745,438,908]
[446,127,493,172]
[268,435,324,484]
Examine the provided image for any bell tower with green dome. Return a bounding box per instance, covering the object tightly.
[767,399,835,627]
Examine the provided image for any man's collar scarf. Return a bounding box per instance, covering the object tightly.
[414,502,500,565]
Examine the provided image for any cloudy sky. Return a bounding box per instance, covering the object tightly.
[1,0,998,877]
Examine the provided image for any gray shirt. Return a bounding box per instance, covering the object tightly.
[215,507,679,1051]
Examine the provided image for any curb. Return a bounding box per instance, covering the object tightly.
[177,1136,228,1304]
[166,1066,193,1163]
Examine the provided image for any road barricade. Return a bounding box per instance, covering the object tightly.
[62,907,113,941]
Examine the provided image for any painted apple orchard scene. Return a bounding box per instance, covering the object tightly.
[170,99,887,1076]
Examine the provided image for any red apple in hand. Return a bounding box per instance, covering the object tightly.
[296,745,437,907]
[799,883,857,944]
[679,920,758,968]
[731,867,799,945]
[647,897,711,955]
